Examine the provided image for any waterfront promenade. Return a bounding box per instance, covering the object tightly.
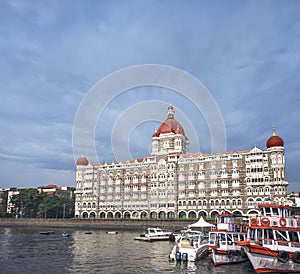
[0,218,194,231]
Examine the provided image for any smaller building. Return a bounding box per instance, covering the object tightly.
[38,185,75,199]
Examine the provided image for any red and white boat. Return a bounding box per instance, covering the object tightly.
[209,213,248,265]
[238,203,300,273]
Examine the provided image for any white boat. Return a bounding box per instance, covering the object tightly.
[169,229,209,262]
[238,203,300,273]
[106,231,118,235]
[134,227,172,241]
[209,213,247,265]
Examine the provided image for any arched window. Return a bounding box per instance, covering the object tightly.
[247,198,254,207]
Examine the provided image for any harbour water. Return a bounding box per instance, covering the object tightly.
[0,227,256,274]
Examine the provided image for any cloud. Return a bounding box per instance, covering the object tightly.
[0,0,299,192]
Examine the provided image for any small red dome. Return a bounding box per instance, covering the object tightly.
[266,126,284,148]
[266,135,284,148]
[155,105,185,137]
[76,156,89,166]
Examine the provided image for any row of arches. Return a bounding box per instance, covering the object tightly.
[76,209,244,219]
[178,198,243,207]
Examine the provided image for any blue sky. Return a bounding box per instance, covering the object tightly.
[0,0,300,192]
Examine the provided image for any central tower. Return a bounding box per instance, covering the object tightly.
[151,105,189,155]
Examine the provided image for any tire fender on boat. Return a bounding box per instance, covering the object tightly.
[293,252,300,264]
[228,250,234,258]
[277,250,289,263]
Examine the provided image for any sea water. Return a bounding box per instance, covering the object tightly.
[0,227,255,274]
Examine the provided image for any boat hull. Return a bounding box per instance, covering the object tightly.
[134,235,170,241]
[243,246,300,273]
[210,249,248,266]
[169,244,209,262]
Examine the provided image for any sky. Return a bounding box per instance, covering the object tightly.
[0,0,300,192]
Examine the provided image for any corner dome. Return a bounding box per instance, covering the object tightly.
[154,105,185,137]
[266,125,284,148]
[76,155,89,166]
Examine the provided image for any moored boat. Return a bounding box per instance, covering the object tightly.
[209,213,248,265]
[39,231,55,235]
[238,203,300,273]
[107,231,118,235]
[169,229,209,262]
[134,227,172,242]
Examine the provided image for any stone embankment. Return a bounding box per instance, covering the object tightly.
[0,218,194,231]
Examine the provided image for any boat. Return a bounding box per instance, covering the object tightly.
[169,229,209,262]
[106,231,118,235]
[62,232,69,237]
[39,231,55,235]
[238,203,300,273]
[134,227,172,242]
[208,213,248,265]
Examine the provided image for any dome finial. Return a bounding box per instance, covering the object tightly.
[272,123,277,136]
[167,104,174,119]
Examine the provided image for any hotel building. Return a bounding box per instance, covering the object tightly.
[74,105,288,219]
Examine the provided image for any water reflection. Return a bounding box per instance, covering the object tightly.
[0,227,255,274]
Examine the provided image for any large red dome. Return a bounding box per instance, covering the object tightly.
[76,155,89,166]
[266,126,284,148]
[155,105,185,137]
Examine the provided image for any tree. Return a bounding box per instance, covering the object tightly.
[37,195,74,218]
[11,189,45,218]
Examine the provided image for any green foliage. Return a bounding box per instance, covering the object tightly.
[11,190,74,218]
[37,195,74,218]
[11,189,44,218]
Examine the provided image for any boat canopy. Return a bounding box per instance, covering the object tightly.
[189,216,214,228]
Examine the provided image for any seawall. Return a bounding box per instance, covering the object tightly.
[0,218,194,231]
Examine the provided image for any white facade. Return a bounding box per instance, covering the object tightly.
[74,106,288,219]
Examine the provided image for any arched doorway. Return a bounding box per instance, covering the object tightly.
[178,211,186,219]
[150,212,157,219]
[167,212,175,219]
[124,211,131,219]
[89,212,96,219]
[115,212,122,219]
[158,211,166,219]
[141,211,147,219]
[188,211,197,219]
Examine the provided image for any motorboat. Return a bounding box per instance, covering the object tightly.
[238,203,300,273]
[134,227,172,241]
[209,213,248,265]
[106,231,118,235]
[169,229,209,262]
[39,231,55,235]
